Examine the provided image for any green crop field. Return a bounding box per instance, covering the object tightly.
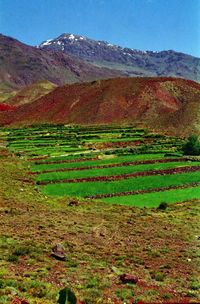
[31,153,168,172]
[36,161,200,182]
[41,171,200,198]
[1,124,200,208]
[103,185,200,207]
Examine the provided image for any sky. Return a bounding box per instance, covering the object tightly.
[0,0,200,57]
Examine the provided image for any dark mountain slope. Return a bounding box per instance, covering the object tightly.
[1,77,200,136]
[0,34,124,90]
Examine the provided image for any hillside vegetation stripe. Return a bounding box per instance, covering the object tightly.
[31,157,190,174]
[37,165,200,185]
[85,181,200,199]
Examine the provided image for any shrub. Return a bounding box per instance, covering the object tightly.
[57,288,77,304]
[183,135,200,155]
[115,288,134,300]
[13,246,31,256]
[151,271,166,282]
[7,255,19,263]
[157,202,168,210]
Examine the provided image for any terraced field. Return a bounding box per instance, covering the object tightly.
[1,124,200,208]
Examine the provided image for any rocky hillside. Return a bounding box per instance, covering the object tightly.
[0,34,124,90]
[39,33,200,82]
[1,77,200,136]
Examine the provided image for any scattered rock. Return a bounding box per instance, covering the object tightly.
[68,200,79,206]
[51,243,66,261]
[119,273,139,284]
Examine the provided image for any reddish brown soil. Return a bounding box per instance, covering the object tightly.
[84,139,149,149]
[1,153,199,303]
[37,164,200,185]
[1,77,200,136]
[0,103,16,111]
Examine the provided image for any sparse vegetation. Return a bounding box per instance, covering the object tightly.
[0,124,199,303]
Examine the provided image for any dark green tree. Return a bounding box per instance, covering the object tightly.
[183,135,200,155]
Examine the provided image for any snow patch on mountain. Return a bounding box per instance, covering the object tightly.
[41,39,53,46]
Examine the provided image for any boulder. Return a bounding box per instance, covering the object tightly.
[51,244,66,261]
[119,273,139,284]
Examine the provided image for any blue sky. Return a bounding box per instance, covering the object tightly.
[0,0,200,57]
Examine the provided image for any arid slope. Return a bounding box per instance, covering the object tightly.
[1,77,200,136]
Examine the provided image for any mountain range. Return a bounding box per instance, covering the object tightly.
[0,34,123,92]
[0,33,199,95]
[39,33,200,82]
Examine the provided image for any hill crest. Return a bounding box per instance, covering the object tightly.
[1,77,200,136]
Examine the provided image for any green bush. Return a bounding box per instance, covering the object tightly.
[57,288,77,304]
[183,135,200,155]
[157,202,168,210]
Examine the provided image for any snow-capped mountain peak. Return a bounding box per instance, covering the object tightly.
[38,33,200,81]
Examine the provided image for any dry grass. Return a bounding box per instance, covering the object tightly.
[0,149,199,303]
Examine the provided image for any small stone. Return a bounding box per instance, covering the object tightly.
[120,273,139,284]
[68,200,79,206]
[51,244,66,261]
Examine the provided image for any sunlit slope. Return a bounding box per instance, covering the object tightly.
[1,77,200,136]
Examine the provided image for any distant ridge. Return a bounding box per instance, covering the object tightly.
[39,33,200,82]
[0,33,199,94]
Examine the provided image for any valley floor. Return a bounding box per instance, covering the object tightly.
[0,148,199,303]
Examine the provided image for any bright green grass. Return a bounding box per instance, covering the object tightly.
[32,153,167,171]
[41,171,200,197]
[8,141,74,147]
[19,147,85,156]
[85,137,143,143]
[10,146,81,152]
[32,153,95,163]
[103,186,200,208]
[36,161,200,182]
